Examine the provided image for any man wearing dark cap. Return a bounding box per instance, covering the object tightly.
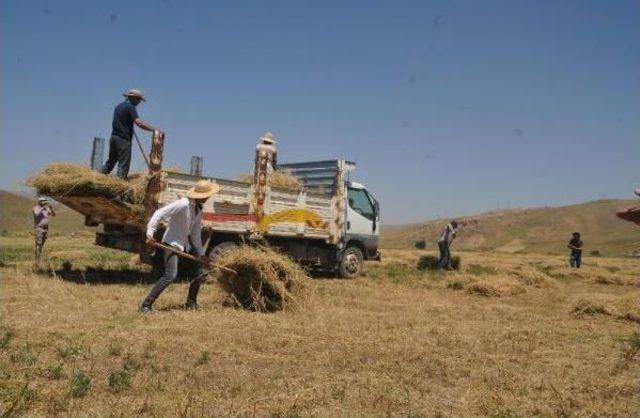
[568,232,583,268]
[102,88,163,178]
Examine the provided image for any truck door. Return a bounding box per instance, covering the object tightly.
[346,187,376,236]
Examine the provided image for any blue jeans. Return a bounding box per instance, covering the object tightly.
[102,135,132,178]
[142,249,206,308]
[570,251,582,268]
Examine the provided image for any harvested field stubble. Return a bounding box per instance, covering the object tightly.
[572,294,640,323]
[2,241,640,417]
[215,246,309,312]
[466,276,526,297]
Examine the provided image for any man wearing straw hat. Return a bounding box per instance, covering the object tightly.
[33,197,55,261]
[256,131,277,171]
[102,88,163,179]
[140,180,220,313]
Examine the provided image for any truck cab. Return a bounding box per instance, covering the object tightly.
[346,181,380,257]
[334,181,380,278]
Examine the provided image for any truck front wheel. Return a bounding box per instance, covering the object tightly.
[338,246,364,278]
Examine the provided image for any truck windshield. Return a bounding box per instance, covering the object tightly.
[348,188,375,221]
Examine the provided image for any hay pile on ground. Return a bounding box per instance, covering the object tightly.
[215,246,309,312]
[27,163,147,204]
[466,277,526,297]
[237,170,302,190]
[572,294,640,323]
[417,254,461,271]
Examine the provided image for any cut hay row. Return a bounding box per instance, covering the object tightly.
[214,246,309,312]
[572,295,640,324]
[237,169,302,190]
[26,163,148,205]
[417,254,461,271]
[466,277,526,297]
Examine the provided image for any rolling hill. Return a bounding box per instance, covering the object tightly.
[0,189,87,234]
[381,199,640,257]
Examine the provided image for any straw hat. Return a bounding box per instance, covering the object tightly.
[186,180,220,199]
[123,88,146,101]
[260,132,276,144]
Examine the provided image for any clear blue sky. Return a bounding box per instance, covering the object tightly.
[1,0,638,224]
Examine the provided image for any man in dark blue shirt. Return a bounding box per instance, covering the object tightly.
[102,88,162,178]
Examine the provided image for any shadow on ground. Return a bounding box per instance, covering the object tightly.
[42,267,158,285]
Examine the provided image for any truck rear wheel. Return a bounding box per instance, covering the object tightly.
[338,246,364,278]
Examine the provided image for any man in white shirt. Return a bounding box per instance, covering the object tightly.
[437,220,459,269]
[140,180,220,313]
[255,131,277,171]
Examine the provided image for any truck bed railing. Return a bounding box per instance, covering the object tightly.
[278,160,355,196]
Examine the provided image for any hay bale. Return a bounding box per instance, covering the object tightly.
[237,170,302,190]
[417,255,461,271]
[215,246,309,312]
[26,163,147,204]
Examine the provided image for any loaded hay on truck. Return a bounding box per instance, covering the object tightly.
[28,131,381,278]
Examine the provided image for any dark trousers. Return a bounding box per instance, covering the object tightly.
[437,241,451,269]
[570,250,582,268]
[102,135,132,178]
[142,249,206,308]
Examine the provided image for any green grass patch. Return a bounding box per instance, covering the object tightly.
[123,355,142,372]
[69,372,91,398]
[194,350,210,367]
[446,280,465,290]
[57,344,82,359]
[108,370,133,392]
[466,264,497,275]
[43,363,66,380]
[10,343,38,366]
[0,327,14,349]
[417,255,461,271]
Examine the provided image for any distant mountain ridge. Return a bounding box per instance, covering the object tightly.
[381,199,640,257]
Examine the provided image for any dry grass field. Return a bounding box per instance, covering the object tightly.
[1,236,639,417]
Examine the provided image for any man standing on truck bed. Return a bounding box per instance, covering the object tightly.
[33,197,55,262]
[140,180,220,313]
[256,131,277,171]
[102,88,162,178]
[437,220,459,270]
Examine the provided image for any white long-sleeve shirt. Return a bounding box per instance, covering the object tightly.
[146,197,205,256]
[438,223,457,245]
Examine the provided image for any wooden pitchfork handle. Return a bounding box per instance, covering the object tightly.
[133,129,152,170]
[150,241,237,275]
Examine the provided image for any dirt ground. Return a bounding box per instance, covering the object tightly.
[1,237,639,417]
